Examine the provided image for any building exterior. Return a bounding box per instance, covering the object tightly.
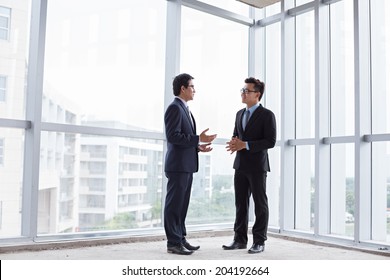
[0,0,29,237]
[77,121,165,231]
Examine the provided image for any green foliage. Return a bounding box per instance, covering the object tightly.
[187,175,235,223]
[151,199,162,220]
[346,189,355,215]
[104,212,137,229]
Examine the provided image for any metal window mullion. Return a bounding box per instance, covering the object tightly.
[41,122,165,141]
[322,136,355,144]
[321,0,343,5]
[353,0,372,243]
[287,1,315,17]
[256,2,332,28]
[181,0,254,26]
[246,6,263,224]
[250,7,263,79]
[315,0,331,237]
[162,0,182,229]
[21,0,48,238]
[363,134,390,142]
[287,138,316,146]
[0,118,31,129]
[257,12,282,27]
[280,0,296,232]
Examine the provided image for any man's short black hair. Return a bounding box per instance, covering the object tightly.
[173,73,194,96]
[245,77,265,100]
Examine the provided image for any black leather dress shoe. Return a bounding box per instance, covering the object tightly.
[167,244,193,255]
[248,243,265,254]
[183,241,200,251]
[222,241,247,250]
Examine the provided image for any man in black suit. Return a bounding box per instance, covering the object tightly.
[164,73,217,255]
[223,77,276,254]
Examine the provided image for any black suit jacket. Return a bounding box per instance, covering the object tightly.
[232,104,276,172]
[164,98,199,173]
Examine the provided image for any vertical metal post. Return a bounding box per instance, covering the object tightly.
[315,0,331,236]
[280,0,296,231]
[21,0,48,238]
[353,0,372,243]
[162,0,182,227]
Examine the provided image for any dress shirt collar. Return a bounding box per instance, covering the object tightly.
[246,103,260,115]
[175,96,188,107]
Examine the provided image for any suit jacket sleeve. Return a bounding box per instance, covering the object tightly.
[164,103,199,147]
[247,110,276,153]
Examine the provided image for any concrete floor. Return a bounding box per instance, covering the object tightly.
[1,231,389,260]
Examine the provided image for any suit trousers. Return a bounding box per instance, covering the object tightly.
[233,170,268,245]
[164,172,193,246]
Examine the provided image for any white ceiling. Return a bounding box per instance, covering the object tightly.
[236,0,281,9]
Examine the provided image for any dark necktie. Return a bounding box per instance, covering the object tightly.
[243,110,250,130]
[187,106,194,128]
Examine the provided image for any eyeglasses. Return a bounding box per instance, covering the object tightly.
[240,88,257,94]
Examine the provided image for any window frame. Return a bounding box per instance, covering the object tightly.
[0,6,11,41]
[0,76,7,102]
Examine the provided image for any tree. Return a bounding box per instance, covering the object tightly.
[104,212,137,229]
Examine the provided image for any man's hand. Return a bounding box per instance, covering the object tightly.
[199,143,213,153]
[199,128,217,143]
[226,137,246,154]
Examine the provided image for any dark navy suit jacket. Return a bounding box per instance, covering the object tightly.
[164,98,199,173]
[232,104,276,172]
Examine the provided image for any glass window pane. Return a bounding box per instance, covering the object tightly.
[330,143,355,238]
[372,142,390,244]
[187,145,235,224]
[265,22,281,140]
[330,0,354,137]
[268,146,280,227]
[181,7,248,139]
[371,0,390,134]
[0,128,24,237]
[43,0,166,132]
[264,22,281,229]
[295,145,314,232]
[296,11,315,139]
[295,0,313,6]
[180,7,248,226]
[265,2,281,17]
[38,132,163,234]
[0,3,30,119]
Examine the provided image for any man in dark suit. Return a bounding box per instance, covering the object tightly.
[223,77,276,254]
[164,73,217,255]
